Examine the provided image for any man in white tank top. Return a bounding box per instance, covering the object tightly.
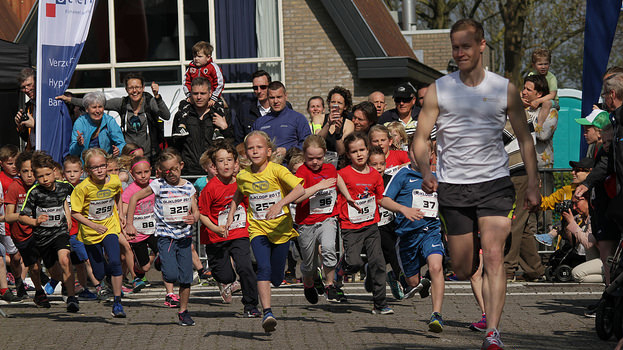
[412,19,540,350]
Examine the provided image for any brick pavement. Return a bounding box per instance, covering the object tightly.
[0,281,616,350]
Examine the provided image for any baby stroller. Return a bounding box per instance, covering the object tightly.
[595,237,623,340]
[543,201,586,282]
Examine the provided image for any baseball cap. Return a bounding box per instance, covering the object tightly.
[575,109,611,129]
[569,158,593,169]
[393,82,416,99]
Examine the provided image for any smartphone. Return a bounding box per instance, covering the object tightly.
[331,104,339,114]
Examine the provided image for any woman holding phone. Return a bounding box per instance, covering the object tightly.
[317,86,355,162]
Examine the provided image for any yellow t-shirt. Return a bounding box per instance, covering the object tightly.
[236,161,302,244]
[71,174,122,245]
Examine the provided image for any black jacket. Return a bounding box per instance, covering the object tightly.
[233,99,292,145]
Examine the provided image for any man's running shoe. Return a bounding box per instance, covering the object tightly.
[403,283,424,299]
[131,277,146,293]
[178,310,195,326]
[111,301,126,318]
[262,312,277,333]
[335,285,347,302]
[34,290,51,308]
[470,313,487,331]
[66,296,80,313]
[428,312,444,333]
[16,280,28,299]
[44,279,59,295]
[199,270,215,286]
[6,272,15,285]
[387,271,404,300]
[172,126,189,137]
[78,288,98,301]
[371,306,394,315]
[325,285,340,303]
[218,283,233,304]
[419,277,431,298]
[1,289,21,302]
[314,267,325,295]
[141,276,151,288]
[165,293,180,308]
[481,329,504,350]
[535,233,554,246]
[304,286,318,304]
[243,308,261,318]
[231,280,241,294]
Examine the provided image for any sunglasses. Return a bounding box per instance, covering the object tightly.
[252,85,268,91]
[394,97,413,104]
[572,168,591,173]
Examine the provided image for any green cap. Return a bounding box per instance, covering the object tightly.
[575,109,611,129]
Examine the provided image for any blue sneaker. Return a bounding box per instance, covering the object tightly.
[428,312,444,333]
[535,233,554,246]
[111,301,126,318]
[78,288,98,301]
[178,310,195,326]
[387,271,404,300]
[131,277,146,293]
[44,279,59,295]
[372,306,394,315]
[262,312,277,333]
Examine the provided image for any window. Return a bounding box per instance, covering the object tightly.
[70,0,284,97]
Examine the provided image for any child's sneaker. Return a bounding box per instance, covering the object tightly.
[164,293,180,308]
[78,288,98,301]
[1,289,21,303]
[172,126,189,137]
[44,279,58,295]
[6,272,15,285]
[428,312,444,333]
[66,296,80,313]
[178,310,195,326]
[111,300,126,318]
[131,277,147,293]
[387,271,404,300]
[403,283,424,299]
[34,290,51,308]
[262,311,277,333]
[218,283,233,304]
[199,270,215,286]
[141,276,151,287]
[335,285,347,302]
[371,306,394,315]
[304,286,318,304]
[470,313,487,331]
[419,277,431,298]
[243,308,261,318]
[481,329,504,350]
[314,267,325,295]
[325,285,340,303]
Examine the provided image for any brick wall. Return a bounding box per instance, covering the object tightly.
[282,0,394,114]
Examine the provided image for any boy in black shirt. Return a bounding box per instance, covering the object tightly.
[19,152,79,312]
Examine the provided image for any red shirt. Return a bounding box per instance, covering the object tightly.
[198,176,248,245]
[337,165,384,230]
[295,163,338,225]
[5,178,32,242]
[0,171,15,235]
[67,182,79,236]
[386,150,409,168]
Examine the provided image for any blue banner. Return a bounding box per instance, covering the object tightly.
[581,0,621,156]
[36,0,96,163]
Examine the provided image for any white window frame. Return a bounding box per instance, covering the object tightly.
[69,0,284,94]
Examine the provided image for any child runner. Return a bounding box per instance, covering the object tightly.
[369,125,409,177]
[126,148,199,326]
[198,140,260,316]
[336,132,391,315]
[63,155,98,300]
[367,146,410,300]
[293,135,342,304]
[71,148,126,317]
[380,139,445,332]
[225,130,304,332]
[120,156,180,308]
[19,151,79,312]
[5,151,47,304]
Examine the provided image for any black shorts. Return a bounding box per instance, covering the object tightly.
[39,235,71,269]
[131,235,159,268]
[14,237,41,267]
[438,176,516,236]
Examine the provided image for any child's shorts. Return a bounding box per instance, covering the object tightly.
[39,235,71,269]
[397,225,444,278]
[69,234,89,264]
[157,236,193,285]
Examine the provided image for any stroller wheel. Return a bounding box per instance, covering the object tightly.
[544,266,554,281]
[554,265,572,282]
[596,297,616,340]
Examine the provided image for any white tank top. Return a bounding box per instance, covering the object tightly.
[435,70,510,184]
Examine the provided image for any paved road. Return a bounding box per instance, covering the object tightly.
[0,281,616,350]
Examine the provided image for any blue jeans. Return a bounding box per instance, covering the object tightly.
[250,235,290,287]
[84,234,122,281]
[157,236,193,285]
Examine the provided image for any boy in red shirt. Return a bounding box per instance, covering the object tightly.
[0,144,27,298]
[198,140,260,318]
[369,125,409,177]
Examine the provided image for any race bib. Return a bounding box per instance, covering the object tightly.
[218,205,246,230]
[162,196,191,223]
[309,188,337,215]
[88,198,114,221]
[348,196,376,224]
[36,206,64,227]
[412,189,438,218]
[384,166,402,177]
[249,190,284,220]
[134,213,156,235]
[378,206,394,226]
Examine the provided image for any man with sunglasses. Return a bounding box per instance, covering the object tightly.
[377,82,422,137]
[233,70,292,146]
